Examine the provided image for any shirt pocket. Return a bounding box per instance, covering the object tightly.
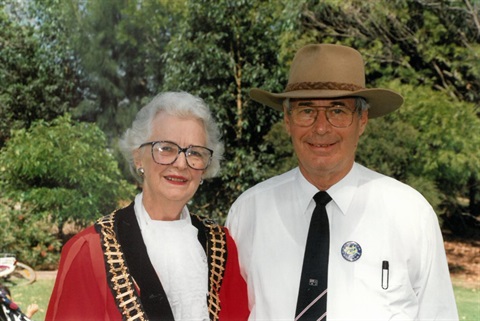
[353,259,418,319]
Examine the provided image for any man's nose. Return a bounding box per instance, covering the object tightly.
[312,109,331,133]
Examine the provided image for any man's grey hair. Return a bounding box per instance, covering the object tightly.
[283,97,370,115]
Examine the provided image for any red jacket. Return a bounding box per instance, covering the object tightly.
[46,203,249,321]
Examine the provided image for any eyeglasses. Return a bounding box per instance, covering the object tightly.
[288,103,357,128]
[139,141,213,170]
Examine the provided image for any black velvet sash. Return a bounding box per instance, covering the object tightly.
[115,203,174,320]
[97,202,226,321]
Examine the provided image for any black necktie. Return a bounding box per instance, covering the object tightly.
[295,191,332,321]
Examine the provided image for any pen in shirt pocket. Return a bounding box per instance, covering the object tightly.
[381,260,389,290]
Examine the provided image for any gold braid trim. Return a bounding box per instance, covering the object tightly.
[285,81,363,92]
[194,216,227,321]
[96,213,147,321]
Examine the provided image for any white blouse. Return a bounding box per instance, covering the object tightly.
[134,193,209,321]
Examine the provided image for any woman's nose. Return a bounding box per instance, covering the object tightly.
[173,151,188,169]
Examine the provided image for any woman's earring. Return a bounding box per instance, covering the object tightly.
[137,167,145,177]
[200,178,204,185]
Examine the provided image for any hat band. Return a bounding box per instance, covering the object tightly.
[285,81,364,92]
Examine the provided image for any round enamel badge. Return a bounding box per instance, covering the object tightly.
[341,241,362,262]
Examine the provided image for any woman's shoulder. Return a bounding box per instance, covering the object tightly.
[64,225,98,248]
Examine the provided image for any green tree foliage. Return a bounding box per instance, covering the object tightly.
[0,198,61,269]
[54,0,186,139]
[358,81,480,214]
[162,0,302,220]
[0,7,82,147]
[0,115,136,239]
[300,0,479,104]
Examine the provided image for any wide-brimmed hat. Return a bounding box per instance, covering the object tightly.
[250,44,403,118]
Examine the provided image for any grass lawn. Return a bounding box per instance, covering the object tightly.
[454,284,480,321]
[6,277,480,321]
[8,279,54,321]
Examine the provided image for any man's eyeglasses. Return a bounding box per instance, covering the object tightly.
[139,141,213,170]
[288,103,357,128]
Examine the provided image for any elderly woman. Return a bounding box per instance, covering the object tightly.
[46,92,249,321]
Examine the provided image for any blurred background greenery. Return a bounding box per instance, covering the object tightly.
[0,0,478,272]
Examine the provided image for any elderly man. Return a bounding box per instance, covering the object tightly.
[226,44,458,320]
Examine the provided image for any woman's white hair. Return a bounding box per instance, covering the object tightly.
[119,92,224,183]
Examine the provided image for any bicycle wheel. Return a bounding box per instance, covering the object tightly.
[0,254,16,278]
[8,262,36,286]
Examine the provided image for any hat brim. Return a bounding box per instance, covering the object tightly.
[250,88,403,118]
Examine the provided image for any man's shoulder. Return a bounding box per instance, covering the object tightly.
[356,163,429,202]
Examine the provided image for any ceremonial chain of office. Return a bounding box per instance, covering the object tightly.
[96,212,147,321]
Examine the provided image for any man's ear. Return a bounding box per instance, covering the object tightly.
[358,110,368,136]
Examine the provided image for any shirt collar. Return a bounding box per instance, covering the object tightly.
[296,163,360,216]
[327,163,360,215]
[295,168,321,215]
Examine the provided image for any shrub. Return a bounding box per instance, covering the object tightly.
[0,198,60,269]
[0,114,136,245]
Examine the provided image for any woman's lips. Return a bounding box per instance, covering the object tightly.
[165,175,188,183]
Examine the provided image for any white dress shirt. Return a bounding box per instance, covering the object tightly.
[226,163,458,320]
[134,193,209,321]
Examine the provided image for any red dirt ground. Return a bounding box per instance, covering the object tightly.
[444,235,480,289]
